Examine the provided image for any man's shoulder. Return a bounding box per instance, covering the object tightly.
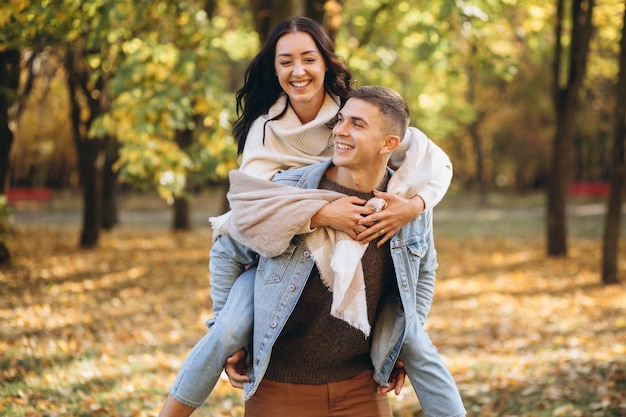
[273,164,313,179]
[272,160,332,187]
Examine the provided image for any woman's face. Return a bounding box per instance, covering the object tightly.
[274,31,328,121]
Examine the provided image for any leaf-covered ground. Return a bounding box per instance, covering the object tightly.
[1,221,625,416]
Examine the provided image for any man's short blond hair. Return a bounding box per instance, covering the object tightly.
[346,86,410,139]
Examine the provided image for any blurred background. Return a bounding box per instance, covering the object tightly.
[1,1,625,416]
[1,1,624,261]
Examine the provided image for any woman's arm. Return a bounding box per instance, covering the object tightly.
[414,210,438,324]
[356,128,452,247]
[309,195,373,239]
[387,127,453,208]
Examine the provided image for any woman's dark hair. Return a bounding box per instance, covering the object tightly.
[232,16,353,154]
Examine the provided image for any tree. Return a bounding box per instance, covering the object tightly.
[0,49,19,194]
[94,2,246,230]
[247,0,342,43]
[601,4,626,285]
[64,42,109,247]
[249,0,297,43]
[0,0,50,195]
[1,0,134,247]
[337,0,551,197]
[547,0,594,257]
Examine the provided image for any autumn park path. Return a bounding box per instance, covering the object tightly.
[10,189,617,239]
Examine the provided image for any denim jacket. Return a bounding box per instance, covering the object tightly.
[209,159,438,401]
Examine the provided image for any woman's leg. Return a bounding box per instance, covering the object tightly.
[166,267,255,409]
[399,321,466,417]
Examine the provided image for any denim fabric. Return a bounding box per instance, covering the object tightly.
[172,160,466,416]
[169,267,255,408]
[399,320,466,417]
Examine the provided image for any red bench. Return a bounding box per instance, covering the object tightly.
[568,182,611,197]
[6,187,53,207]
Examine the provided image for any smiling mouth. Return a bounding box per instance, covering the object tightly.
[336,142,354,150]
[290,80,311,88]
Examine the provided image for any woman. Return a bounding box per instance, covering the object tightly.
[158,16,454,417]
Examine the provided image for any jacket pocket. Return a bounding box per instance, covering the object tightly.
[398,236,428,282]
[406,237,428,258]
[257,240,298,284]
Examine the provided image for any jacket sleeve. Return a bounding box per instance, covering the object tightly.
[414,210,438,325]
[388,127,453,210]
[418,143,453,210]
[209,235,259,317]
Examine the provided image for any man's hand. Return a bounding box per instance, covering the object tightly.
[377,360,406,395]
[358,190,425,247]
[225,349,250,389]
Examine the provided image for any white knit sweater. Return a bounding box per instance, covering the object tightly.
[237,93,452,209]
[211,93,453,334]
[238,93,339,181]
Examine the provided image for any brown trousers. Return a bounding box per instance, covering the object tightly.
[244,370,393,417]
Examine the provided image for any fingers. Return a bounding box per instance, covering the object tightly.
[311,196,371,233]
[377,383,395,394]
[375,231,394,248]
[224,349,250,388]
[356,224,397,246]
[376,372,405,395]
[393,361,406,395]
[358,191,421,246]
[377,360,406,395]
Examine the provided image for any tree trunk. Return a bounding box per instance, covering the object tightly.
[173,196,191,230]
[601,5,626,285]
[172,128,194,230]
[248,0,296,43]
[65,46,105,248]
[547,0,594,257]
[305,0,340,36]
[0,49,20,195]
[77,138,104,246]
[101,136,119,230]
[466,44,489,206]
[469,120,488,206]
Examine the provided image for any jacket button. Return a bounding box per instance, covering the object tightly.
[270,321,277,328]
[288,284,296,291]
[303,250,311,257]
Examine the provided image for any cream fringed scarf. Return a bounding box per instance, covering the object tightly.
[210,127,443,335]
[211,170,373,336]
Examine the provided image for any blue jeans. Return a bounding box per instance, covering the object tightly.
[169,267,255,408]
[170,265,465,417]
[399,319,466,417]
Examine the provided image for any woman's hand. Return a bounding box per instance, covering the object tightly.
[224,349,250,389]
[357,190,425,247]
[310,196,371,240]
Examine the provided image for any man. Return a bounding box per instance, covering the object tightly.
[215,86,465,417]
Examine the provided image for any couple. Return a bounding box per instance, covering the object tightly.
[159,16,465,417]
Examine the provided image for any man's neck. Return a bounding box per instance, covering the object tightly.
[326,164,387,193]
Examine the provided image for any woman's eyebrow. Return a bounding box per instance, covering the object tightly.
[276,50,319,57]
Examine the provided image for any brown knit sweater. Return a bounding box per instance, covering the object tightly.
[263,172,397,384]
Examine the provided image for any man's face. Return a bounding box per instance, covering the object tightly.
[332,98,386,169]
